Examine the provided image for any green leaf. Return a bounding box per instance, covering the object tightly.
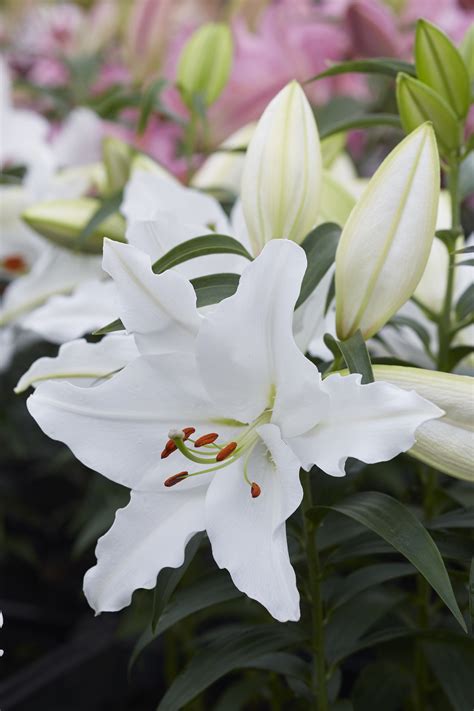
[454,246,474,255]
[456,259,474,267]
[469,559,474,635]
[151,234,252,275]
[415,19,471,119]
[310,492,467,632]
[295,222,340,309]
[156,624,305,710]
[306,58,416,82]
[319,113,402,140]
[448,345,473,370]
[151,532,204,634]
[336,330,375,384]
[93,318,124,336]
[129,573,241,671]
[102,139,133,195]
[389,315,433,355]
[396,73,461,156]
[191,272,240,307]
[329,562,414,611]
[422,637,474,710]
[352,661,412,711]
[428,508,474,530]
[325,589,403,664]
[138,78,167,134]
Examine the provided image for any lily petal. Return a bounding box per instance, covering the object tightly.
[373,366,474,481]
[0,246,103,327]
[205,423,302,622]
[15,334,138,393]
[21,279,118,343]
[102,239,201,355]
[121,170,230,233]
[27,353,229,491]
[289,372,443,476]
[197,239,327,429]
[84,489,205,613]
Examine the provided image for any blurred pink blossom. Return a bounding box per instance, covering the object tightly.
[163,1,369,144]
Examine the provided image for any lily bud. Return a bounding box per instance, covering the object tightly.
[460,24,474,81]
[131,154,178,183]
[396,73,461,156]
[22,198,126,254]
[177,23,233,109]
[102,137,134,195]
[415,20,471,120]
[241,81,322,254]
[373,366,474,481]
[335,123,439,341]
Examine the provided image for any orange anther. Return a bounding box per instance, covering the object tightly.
[161,440,177,459]
[251,482,261,498]
[182,427,196,441]
[194,433,219,448]
[164,472,188,487]
[216,441,237,462]
[2,254,26,272]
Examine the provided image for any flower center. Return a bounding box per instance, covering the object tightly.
[162,409,272,498]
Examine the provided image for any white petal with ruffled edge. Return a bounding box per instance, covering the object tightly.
[84,489,206,613]
[288,373,443,476]
[206,423,302,622]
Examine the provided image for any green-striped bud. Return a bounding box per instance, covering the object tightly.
[22,198,126,254]
[177,23,233,109]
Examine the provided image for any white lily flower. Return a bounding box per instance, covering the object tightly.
[241,81,322,254]
[27,240,441,621]
[336,123,440,340]
[373,366,474,481]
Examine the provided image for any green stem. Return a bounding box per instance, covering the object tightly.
[301,471,329,711]
[437,160,460,372]
[414,466,436,711]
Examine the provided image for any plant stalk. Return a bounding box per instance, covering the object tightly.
[301,471,329,711]
[437,159,461,372]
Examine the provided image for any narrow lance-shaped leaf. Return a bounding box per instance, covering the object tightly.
[308,491,467,631]
[295,222,341,309]
[157,624,306,711]
[305,57,416,82]
[150,234,253,274]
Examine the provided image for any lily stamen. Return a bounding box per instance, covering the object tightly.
[251,483,261,498]
[164,472,189,487]
[216,441,238,461]
[194,432,219,447]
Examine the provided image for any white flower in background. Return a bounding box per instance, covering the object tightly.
[0,59,113,365]
[27,239,441,621]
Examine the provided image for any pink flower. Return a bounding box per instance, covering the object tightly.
[163,2,368,145]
